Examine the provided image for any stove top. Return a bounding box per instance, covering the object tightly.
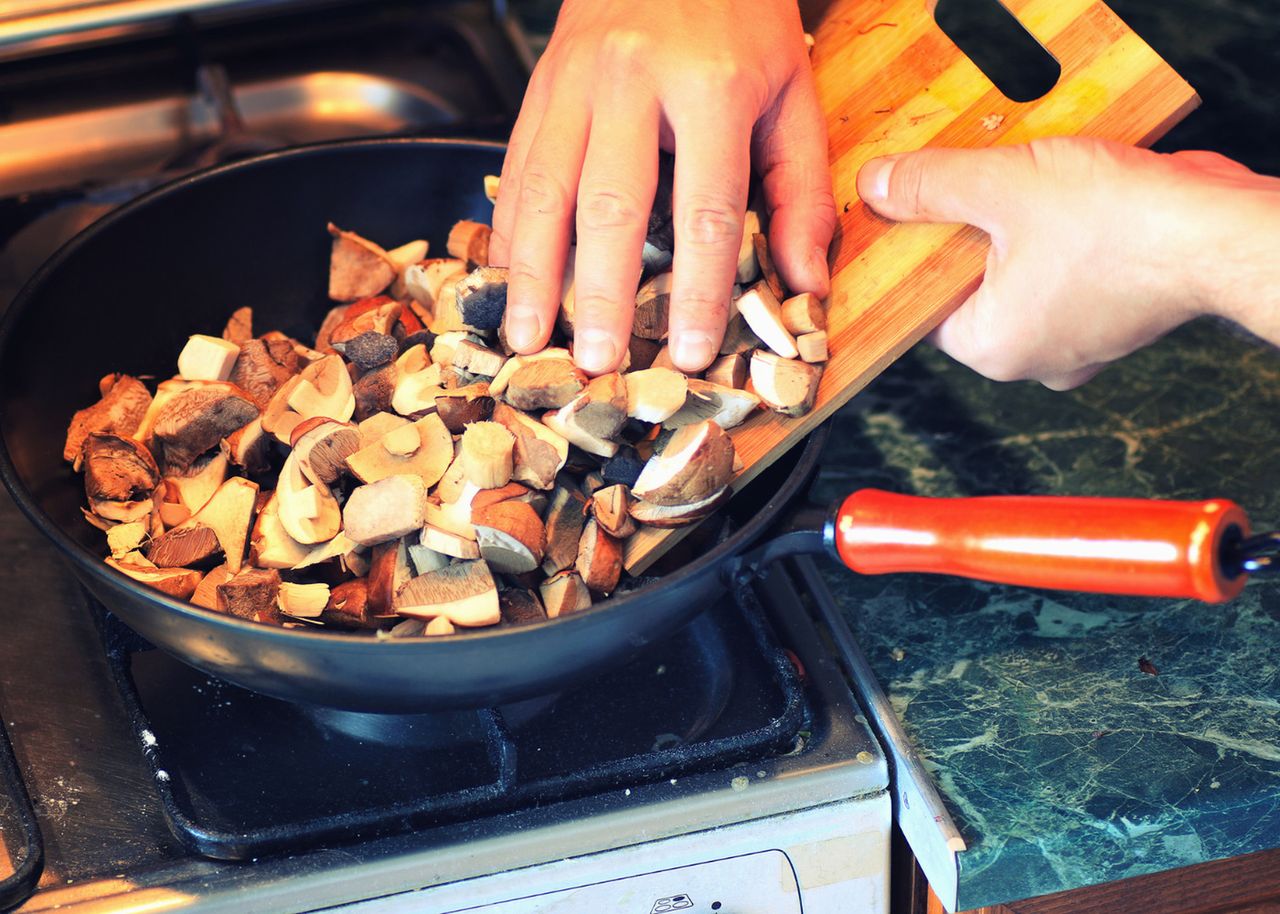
[100,582,806,861]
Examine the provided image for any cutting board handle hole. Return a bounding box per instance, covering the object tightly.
[932,0,1061,102]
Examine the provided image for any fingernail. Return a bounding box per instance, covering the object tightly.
[575,329,618,374]
[505,308,542,351]
[672,332,717,372]
[862,157,895,203]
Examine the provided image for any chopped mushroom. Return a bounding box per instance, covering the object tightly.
[64,374,153,465]
[395,559,500,626]
[632,420,736,507]
[750,350,823,417]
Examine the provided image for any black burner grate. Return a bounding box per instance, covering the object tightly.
[97,583,806,860]
[0,717,43,911]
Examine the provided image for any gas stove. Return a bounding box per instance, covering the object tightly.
[0,4,892,912]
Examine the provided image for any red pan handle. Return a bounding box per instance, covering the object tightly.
[832,489,1251,603]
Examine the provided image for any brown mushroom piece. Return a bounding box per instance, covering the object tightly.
[504,358,586,411]
[395,559,500,627]
[152,385,258,472]
[491,403,569,490]
[454,266,508,330]
[539,571,592,618]
[575,518,622,595]
[591,484,636,539]
[664,379,761,431]
[541,484,588,575]
[216,569,282,623]
[328,223,396,301]
[105,556,202,600]
[749,351,823,417]
[473,500,546,574]
[632,420,736,507]
[628,486,731,527]
[82,433,161,507]
[65,375,153,465]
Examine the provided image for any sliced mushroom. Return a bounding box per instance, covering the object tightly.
[575,518,622,594]
[346,411,453,486]
[473,500,546,574]
[625,367,688,424]
[446,220,492,267]
[499,587,547,626]
[664,379,760,430]
[541,484,588,576]
[340,331,399,371]
[275,450,342,545]
[628,485,731,527]
[106,521,149,558]
[165,450,229,518]
[146,524,221,568]
[343,475,428,546]
[450,339,507,378]
[460,421,515,489]
[454,266,508,331]
[395,559,500,626]
[736,282,798,359]
[632,420,736,507]
[491,402,570,490]
[796,331,828,363]
[177,334,241,382]
[591,484,636,539]
[152,385,258,472]
[435,387,495,433]
[488,348,572,397]
[323,578,376,628]
[65,374,153,465]
[292,418,361,485]
[329,298,402,346]
[367,538,415,616]
[749,350,823,417]
[542,405,620,458]
[328,223,396,301]
[352,362,396,421]
[285,354,355,424]
[781,292,827,335]
[192,563,231,609]
[718,314,762,356]
[563,372,628,440]
[216,568,282,623]
[420,524,482,560]
[505,358,586,411]
[247,492,310,569]
[539,570,592,618]
[278,582,331,619]
[83,433,161,506]
[704,353,748,390]
[222,307,253,344]
[105,556,201,599]
[633,272,671,341]
[152,476,258,572]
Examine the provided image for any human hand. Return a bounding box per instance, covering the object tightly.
[491,0,836,374]
[857,137,1280,389]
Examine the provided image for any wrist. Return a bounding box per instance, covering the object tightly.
[1187,182,1280,344]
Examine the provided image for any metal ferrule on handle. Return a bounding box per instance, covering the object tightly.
[832,489,1251,603]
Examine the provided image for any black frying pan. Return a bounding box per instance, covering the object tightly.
[0,139,822,712]
[4,139,1273,713]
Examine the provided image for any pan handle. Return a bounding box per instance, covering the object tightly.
[831,489,1252,603]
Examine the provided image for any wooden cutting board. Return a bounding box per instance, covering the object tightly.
[624,0,1198,574]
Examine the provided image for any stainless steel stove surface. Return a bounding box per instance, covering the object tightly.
[0,5,891,910]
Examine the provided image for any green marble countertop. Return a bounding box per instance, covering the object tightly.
[810,320,1280,909]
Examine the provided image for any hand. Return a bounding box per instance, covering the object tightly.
[491,0,836,374]
[856,138,1280,389]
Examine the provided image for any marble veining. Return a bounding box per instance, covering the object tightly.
[813,320,1280,908]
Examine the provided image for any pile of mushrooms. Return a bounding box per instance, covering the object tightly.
[65,173,829,636]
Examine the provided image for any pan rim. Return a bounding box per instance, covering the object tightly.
[0,136,819,650]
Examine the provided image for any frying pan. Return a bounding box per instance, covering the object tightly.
[2,139,1276,713]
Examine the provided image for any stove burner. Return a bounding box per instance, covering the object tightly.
[0,718,42,909]
[96,584,807,861]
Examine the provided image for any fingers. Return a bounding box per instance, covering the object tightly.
[755,71,836,298]
[570,95,662,374]
[667,106,755,372]
[501,95,591,353]
[857,145,1029,234]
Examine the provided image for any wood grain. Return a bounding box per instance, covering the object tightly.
[624,0,1197,573]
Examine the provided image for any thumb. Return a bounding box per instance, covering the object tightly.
[857,146,1027,233]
